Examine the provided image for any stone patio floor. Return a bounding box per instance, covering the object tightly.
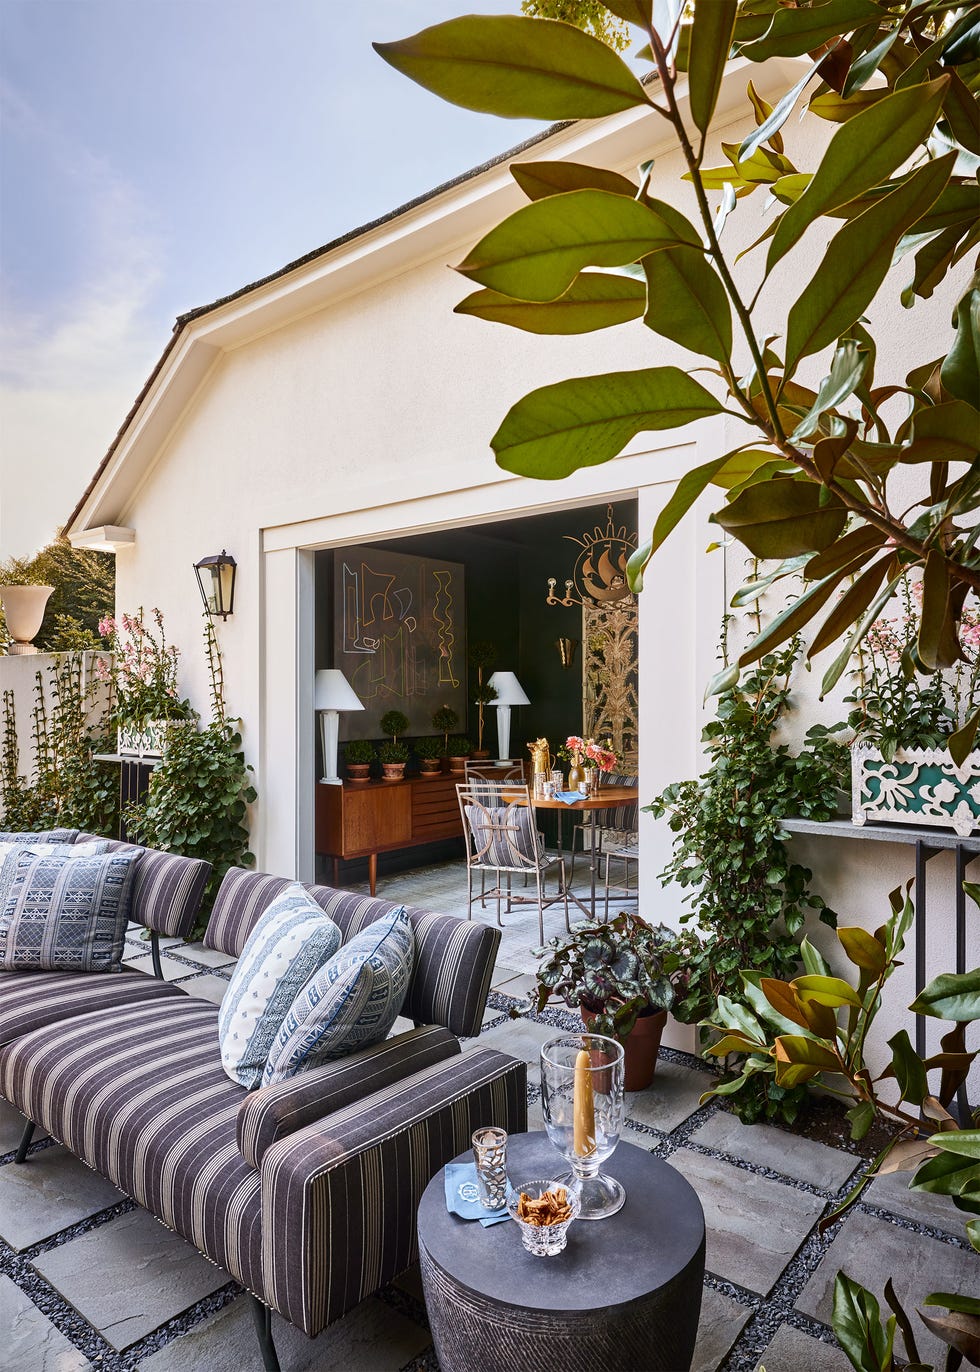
[1,856,975,1371]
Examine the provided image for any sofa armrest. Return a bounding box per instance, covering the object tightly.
[258,1046,527,1336]
[237,1024,460,1168]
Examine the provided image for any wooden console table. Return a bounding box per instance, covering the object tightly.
[316,775,464,895]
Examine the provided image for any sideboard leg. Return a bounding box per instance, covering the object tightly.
[14,1120,35,1164]
[248,1295,281,1372]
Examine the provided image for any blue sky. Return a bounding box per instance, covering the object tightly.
[0,0,539,556]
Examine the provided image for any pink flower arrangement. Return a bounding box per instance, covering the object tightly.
[563,734,617,773]
[97,607,189,729]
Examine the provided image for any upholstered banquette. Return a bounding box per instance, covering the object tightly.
[0,848,526,1369]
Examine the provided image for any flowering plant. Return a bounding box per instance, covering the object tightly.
[560,734,617,773]
[96,608,191,730]
[847,581,980,761]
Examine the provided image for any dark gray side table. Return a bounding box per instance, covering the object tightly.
[417,1131,705,1372]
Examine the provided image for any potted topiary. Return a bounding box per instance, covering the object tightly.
[432,705,459,755]
[415,736,444,776]
[378,739,409,780]
[535,913,677,1091]
[343,738,375,782]
[446,735,472,773]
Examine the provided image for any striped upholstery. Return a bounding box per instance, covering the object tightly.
[238,1024,460,1168]
[75,837,211,937]
[260,1046,527,1335]
[205,870,500,1038]
[0,968,187,1047]
[464,803,539,869]
[0,998,264,1294]
[587,771,639,831]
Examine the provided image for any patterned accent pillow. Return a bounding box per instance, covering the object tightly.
[0,841,109,917]
[0,847,138,973]
[263,906,415,1085]
[218,883,343,1089]
[0,829,79,844]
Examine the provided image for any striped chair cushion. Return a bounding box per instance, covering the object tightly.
[0,967,188,1047]
[0,848,139,972]
[262,907,414,1085]
[205,870,501,1039]
[595,771,639,831]
[129,849,212,938]
[238,1024,460,1168]
[260,1046,528,1336]
[218,884,343,1089]
[0,997,263,1293]
[464,803,539,869]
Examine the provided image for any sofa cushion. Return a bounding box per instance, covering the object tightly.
[0,848,139,972]
[205,869,501,1038]
[129,848,212,938]
[263,907,414,1085]
[0,829,78,844]
[0,997,263,1293]
[0,967,188,1047]
[218,884,342,1089]
[464,802,539,868]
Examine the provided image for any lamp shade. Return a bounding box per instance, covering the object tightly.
[487,671,530,706]
[314,669,364,712]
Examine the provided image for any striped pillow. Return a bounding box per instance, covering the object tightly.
[465,803,538,868]
[0,847,137,973]
[263,906,414,1085]
[218,883,343,1089]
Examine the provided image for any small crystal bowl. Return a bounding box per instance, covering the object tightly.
[506,1179,581,1256]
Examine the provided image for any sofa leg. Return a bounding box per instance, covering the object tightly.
[149,930,164,980]
[248,1294,281,1371]
[14,1120,35,1164]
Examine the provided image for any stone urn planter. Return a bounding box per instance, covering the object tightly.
[851,743,980,837]
[0,585,54,655]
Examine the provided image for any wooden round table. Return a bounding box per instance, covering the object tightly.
[417,1130,705,1372]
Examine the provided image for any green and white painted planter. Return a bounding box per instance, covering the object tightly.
[118,719,188,758]
[851,743,980,838]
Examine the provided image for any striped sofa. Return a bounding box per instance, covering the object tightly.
[0,859,526,1369]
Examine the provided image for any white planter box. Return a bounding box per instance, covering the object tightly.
[118,721,171,758]
[851,744,980,837]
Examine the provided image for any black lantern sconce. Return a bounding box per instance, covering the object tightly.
[193,550,237,620]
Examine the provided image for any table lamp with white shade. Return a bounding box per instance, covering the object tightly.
[315,669,364,784]
[487,670,530,763]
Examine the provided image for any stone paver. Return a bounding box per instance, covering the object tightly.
[0,1146,124,1251]
[0,1098,47,1154]
[756,1323,849,1371]
[690,1113,858,1192]
[691,1286,753,1372]
[672,1148,825,1295]
[122,953,195,982]
[137,1291,429,1372]
[174,974,230,1005]
[477,1015,559,1066]
[33,1208,227,1351]
[865,1168,965,1233]
[624,1060,714,1134]
[796,1211,977,1369]
[173,943,236,968]
[0,1274,91,1372]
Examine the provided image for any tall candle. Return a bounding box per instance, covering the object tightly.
[573,1048,596,1156]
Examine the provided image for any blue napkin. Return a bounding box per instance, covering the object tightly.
[555,790,585,805]
[444,1162,513,1227]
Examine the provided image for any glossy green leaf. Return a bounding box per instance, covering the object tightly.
[454,273,646,334]
[842,26,899,98]
[820,571,906,696]
[510,159,638,202]
[768,78,950,273]
[790,340,869,440]
[794,974,863,1008]
[832,1272,894,1372]
[739,57,821,163]
[714,480,847,560]
[688,0,737,136]
[492,367,726,479]
[808,87,887,122]
[950,708,980,768]
[800,936,831,978]
[785,153,954,373]
[373,15,652,121]
[838,926,887,975]
[941,276,980,406]
[942,69,980,158]
[737,567,850,668]
[715,993,765,1043]
[639,450,752,562]
[642,244,732,363]
[804,526,887,581]
[742,970,820,1039]
[457,189,699,302]
[910,970,980,1023]
[774,1034,840,1087]
[746,79,784,154]
[812,419,860,484]
[847,1099,876,1142]
[808,556,893,659]
[968,1218,980,1253]
[924,1293,980,1317]
[918,548,952,672]
[904,400,980,464]
[601,0,653,25]
[886,1029,928,1106]
[722,140,795,184]
[741,0,881,60]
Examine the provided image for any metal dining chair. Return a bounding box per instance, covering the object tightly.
[456,782,570,946]
[601,830,640,919]
[568,771,639,888]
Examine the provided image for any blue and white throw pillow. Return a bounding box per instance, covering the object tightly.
[263,905,415,1086]
[218,883,343,1089]
[0,829,79,845]
[0,840,109,919]
[0,847,137,973]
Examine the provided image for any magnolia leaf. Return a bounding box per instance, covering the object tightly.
[643,245,733,363]
[761,978,814,1030]
[902,400,980,463]
[941,276,980,406]
[688,0,737,136]
[918,548,954,671]
[456,189,699,302]
[737,568,851,668]
[784,153,955,373]
[454,274,646,334]
[923,1294,980,1317]
[950,709,980,767]
[722,140,795,184]
[820,571,906,696]
[800,936,831,978]
[808,556,893,659]
[741,0,880,60]
[804,526,887,581]
[714,181,737,237]
[640,450,750,561]
[768,78,950,273]
[705,1031,764,1057]
[704,662,740,698]
[373,15,652,121]
[843,26,900,97]
[774,1034,840,1087]
[808,87,887,123]
[943,68,980,158]
[492,367,726,479]
[832,1272,895,1372]
[794,973,863,1008]
[837,926,887,975]
[731,553,812,605]
[510,159,638,202]
[714,480,848,560]
[886,1029,929,1106]
[739,56,822,163]
[790,340,869,440]
[746,80,784,154]
[878,1137,940,1175]
[847,1100,876,1142]
[910,970,980,1022]
[741,970,819,1039]
[602,0,653,25]
[917,1310,980,1365]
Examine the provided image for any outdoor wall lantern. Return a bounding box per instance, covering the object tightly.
[315,669,364,784]
[194,551,237,620]
[487,670,530,763]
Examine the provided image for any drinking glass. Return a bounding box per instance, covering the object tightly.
[540,1033,625,1219]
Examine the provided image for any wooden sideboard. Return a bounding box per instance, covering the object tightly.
[315,775,464,895]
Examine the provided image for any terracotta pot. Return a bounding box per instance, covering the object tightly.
[382,762,407,781]
[582,1005,667,1092]
[0,584,54,654]
[448,756,468,774]
[346,763,371,782]
[419,760,443,777]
